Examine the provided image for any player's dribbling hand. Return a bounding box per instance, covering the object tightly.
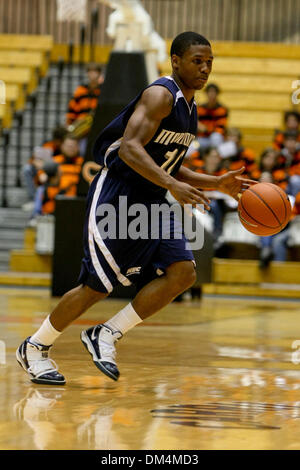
[218,167,257,201]
[169,181,211,210]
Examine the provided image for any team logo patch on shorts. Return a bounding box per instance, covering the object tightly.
[126,267,142,277]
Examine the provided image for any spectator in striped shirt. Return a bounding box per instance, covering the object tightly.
[196,83,228,150]
[66,63,104,156]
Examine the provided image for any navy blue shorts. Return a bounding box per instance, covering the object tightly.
[78,167,195,293]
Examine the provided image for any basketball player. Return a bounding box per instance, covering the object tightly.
[16,32,254,385]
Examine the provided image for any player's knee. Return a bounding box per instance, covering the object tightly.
[167,261,196,292]
[82,284,108,301]
[181,264,196,289]
[62,284,106,304]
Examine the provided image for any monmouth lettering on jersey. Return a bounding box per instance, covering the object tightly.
[93,76,198,199]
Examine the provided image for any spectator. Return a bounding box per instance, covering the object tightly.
[196,83,228,150]
[22,126,68,211]
[40,126,68,157]
[259,192,298,269]
[66,63,104,156]
[53,135,84,197]
[257,148,289,267]
[32,161,61,218]
[273,111,300,151]
[257,147,289,190]
[257,143,299,268]
[220,128,259,179]
[185,147,227,241]
[259,147,278,178]
[279,130,300,195]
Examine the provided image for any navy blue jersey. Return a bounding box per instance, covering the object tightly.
[93,76,197,198]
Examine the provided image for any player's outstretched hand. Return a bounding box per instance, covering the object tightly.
[218,167,257,201]
[169,181,211,210]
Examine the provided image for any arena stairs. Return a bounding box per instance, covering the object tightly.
[0,34,85,275]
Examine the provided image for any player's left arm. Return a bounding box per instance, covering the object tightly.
[175,165,257,201]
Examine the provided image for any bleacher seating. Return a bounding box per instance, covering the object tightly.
[161,40,300,154]
[0,34,53,133]
[0,51,47,77]
[0,67,37,94]
[0,34,53,54]
[0,104,13,129]
[5,84,24,110]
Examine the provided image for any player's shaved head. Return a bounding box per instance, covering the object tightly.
[171,31,211,57]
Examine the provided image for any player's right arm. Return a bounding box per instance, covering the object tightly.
[119,86,210,209]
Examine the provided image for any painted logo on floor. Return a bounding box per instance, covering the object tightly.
[150,402,299,430]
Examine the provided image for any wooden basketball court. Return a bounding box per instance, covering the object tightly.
[1,286,300,450]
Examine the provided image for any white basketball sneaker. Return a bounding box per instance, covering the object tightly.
[16,337,66,385]
[80,324,122,381]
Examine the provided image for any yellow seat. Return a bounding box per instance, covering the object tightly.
[5,84,24,110]
[165,40,300,59]
[0,50,47,77]
[228,110,283,130]
[218,93,294,112]
[206,74,292,94]
[210,57,300,76]
[0,67,36,95]
[0,34,53,53]
[211,41,300,59]
[0,103,13,128]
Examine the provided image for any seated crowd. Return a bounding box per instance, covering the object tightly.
[184,85,300,267]
[22,63,104,223]
[22,71,300,266]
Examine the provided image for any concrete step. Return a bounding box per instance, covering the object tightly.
[0,229,24,241]
[0,264,9,272]
[0,239,23,250]
[0,187,31,205]
[0,251,10,270]
[0,207,29,219]
[0,173,21,186]
[0,206,30,225]
[0,251,10,262]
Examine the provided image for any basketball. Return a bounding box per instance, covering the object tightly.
[238,182,292,236]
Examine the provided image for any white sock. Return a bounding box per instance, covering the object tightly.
[104,303,142,335]
[30,315,62,346]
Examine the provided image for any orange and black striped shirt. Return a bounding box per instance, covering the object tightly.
[53,154,84,197]
[66,84,101,125]
[197,102,228,137]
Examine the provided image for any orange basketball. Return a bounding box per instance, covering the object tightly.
[238,182,292,236]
